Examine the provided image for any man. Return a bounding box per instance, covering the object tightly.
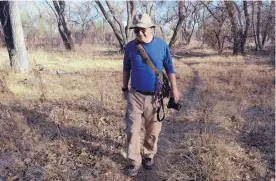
[122,13,180,176]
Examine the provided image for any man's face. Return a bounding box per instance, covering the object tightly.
[134,27,152,42]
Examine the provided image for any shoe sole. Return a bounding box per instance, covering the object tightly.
[124,168,139,176]
[142,162,154,170]
[125,171,138,177]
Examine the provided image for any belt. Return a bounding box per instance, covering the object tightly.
[132,88,155,95]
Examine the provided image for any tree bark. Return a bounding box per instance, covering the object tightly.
[141,1,155,17]
[169,1,185,48]
[215,29,223,54]
[256,1,262,50]
[186,14,196,45]
[199,7,206,48]
[106,1,126,44]
[0,1,29,73]
[96,1,124,52]
[261,0,274,47]
[225,1,249,55]
[160,26,165,39]
[0,1,14,67]
[52,1,74,51]
[251,2,258,51]
[240,1,250,54]
[126,1,136,43]
[225,1,240,54]
[202,2,226,53]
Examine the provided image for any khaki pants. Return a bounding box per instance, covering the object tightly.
[125,88,162,167]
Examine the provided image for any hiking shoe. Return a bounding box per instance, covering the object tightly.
[142,157,154,170]
[125,164,139,176]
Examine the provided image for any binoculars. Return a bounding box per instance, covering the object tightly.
[167,97,182,111]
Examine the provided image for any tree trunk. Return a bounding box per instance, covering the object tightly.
[199,8,206,48]
[256,1,263,50]
[160,26,165,39]
[251,2,258,51]
[0,1,14,67]
[186,17,196,45]
[215,29,223,54]
[106,1,126,44]
[202,2,226,52]
[0,1,29,73]
[141,1,155,17]
[225,1,240,55]
[239,1,250,55]
[52,1,74,51]
[169,1,185,48]
[216,34,222,54]
[261,0,274,48]
[126,1,136,43]
[96,1,124,52]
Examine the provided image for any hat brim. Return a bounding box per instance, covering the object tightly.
[129,23,156,29]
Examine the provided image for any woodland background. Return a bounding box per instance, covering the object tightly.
[0,1,275,181]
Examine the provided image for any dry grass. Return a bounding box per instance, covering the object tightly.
[0,43,274,181]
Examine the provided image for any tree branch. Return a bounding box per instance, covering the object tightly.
[46,1,59,22]
[201,1,221,23]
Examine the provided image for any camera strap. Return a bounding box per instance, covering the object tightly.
[135,40,165,122]
[135,40,160,76]
[156,97,165,122]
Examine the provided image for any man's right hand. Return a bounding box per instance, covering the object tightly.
[122,91,128,100]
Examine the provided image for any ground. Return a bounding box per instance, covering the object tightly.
[0,43,274,181]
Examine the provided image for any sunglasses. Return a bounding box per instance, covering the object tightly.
[134,28,146,34]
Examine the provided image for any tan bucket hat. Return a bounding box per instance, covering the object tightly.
[129,13,156,29]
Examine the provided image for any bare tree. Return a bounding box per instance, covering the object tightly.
[225,1,250,55]
[70,1,100,45]
[169,1,185,48]
[201,1,228,54]
[106,1,126,44]
[181,2,201,45]
[268,1,275,47]
[96,1,136,52]
[0,1,29,73]
[260,1,274,49]
[241,1,250,54]
[152,1,175,39]
[251,1,274,51]
[126,1,136,42]
[251,1,258,51]
[197,6,206,47]
[256,1,262,50]
[47,1,74,51]
[140,1,155,17]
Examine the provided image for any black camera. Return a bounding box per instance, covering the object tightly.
[167,97,182,111]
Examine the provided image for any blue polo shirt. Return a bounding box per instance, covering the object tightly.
[123,36,175,92]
